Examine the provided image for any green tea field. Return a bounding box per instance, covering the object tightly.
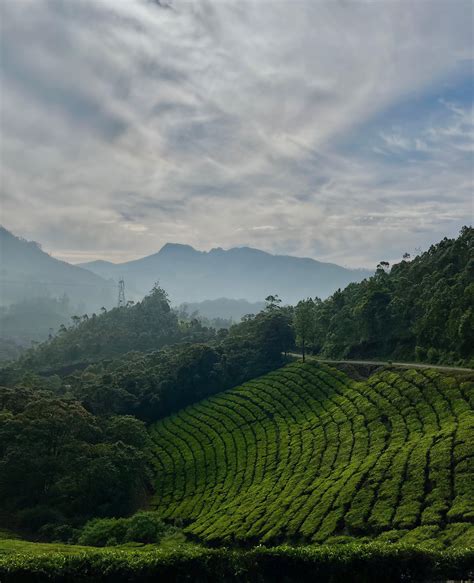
[150,362,474,546]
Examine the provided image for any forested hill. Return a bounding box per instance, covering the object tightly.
[9,285,215,372]
[79,243,371,305]
[0,227,114,311]
[298,226,473,365]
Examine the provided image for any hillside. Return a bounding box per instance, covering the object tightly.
[79,243,371,305]
[150,361,474,546]
[0,297,77,351]
[0,227,114,311]
[299,226,473,365]
[11,285,200,372]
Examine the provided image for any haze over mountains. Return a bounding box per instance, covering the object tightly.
[79,243,372,305]
[0,226,372,315]
[0,227,114,311]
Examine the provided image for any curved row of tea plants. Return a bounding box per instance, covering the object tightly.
[150,362,474,545]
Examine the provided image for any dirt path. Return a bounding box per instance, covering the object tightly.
[287,354,473,373]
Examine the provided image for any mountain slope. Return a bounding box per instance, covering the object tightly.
[79,243,371,304]
[13,286,188,372]
[149,361,474,546]
[307,226,473,364]
[0,227,114,311]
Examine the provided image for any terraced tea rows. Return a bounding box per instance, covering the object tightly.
[149,362,474,545]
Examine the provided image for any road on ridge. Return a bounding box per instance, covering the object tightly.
[287,354,473,374]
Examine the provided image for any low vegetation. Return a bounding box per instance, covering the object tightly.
[150,361,474,546]
[0,540,472,582]
[77,512,184,547]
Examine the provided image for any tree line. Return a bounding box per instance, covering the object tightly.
[293,226,473,366]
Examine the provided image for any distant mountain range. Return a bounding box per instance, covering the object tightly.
[79,243,372,305]
[0,227,114,311]
[179,298,266,323]
[0,227,373,310]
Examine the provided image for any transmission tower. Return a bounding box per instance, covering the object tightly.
[117,278,126,307]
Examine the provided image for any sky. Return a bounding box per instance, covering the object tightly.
[1,0,473,268]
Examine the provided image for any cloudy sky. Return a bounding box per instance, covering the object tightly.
[1,0,472,268]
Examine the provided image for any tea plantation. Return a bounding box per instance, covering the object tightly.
[150,362,474,546]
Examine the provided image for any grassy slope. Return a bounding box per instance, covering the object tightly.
[149,362,474,546]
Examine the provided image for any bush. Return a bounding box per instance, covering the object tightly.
[78,518,128,547]
[124,512,169,544]
[78,512,178,547]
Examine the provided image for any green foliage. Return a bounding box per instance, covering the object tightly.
[148,362,474,545]
[0,542,472,582]
[12,285,214,372]
[294,298,315,360]
[39,308,293,422]
[78,518,128,547]
[0,386,151,533]
[0,292,294,424]
[78,512,175,546]
[0,307,294,537]
[303,227,473,363]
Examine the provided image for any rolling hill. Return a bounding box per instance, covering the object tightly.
[79,243,372,305]
[150,361,474,547]
[0,227,114,311]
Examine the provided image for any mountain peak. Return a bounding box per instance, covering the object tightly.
[159,243,197,255]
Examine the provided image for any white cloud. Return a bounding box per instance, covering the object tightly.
[0,0,472,268]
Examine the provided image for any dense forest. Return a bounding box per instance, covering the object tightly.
[294,227,473,366]
[10,285,216,372]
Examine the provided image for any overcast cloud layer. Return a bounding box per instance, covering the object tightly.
[1,0,473,268]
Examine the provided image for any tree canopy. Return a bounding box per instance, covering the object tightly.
[298,227,473,365]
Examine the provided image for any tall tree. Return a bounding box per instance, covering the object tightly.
[294,299,315,362]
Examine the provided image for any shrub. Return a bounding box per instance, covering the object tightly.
[124,512,169,544]
[78,518,128,546]
[78,512,179,547]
